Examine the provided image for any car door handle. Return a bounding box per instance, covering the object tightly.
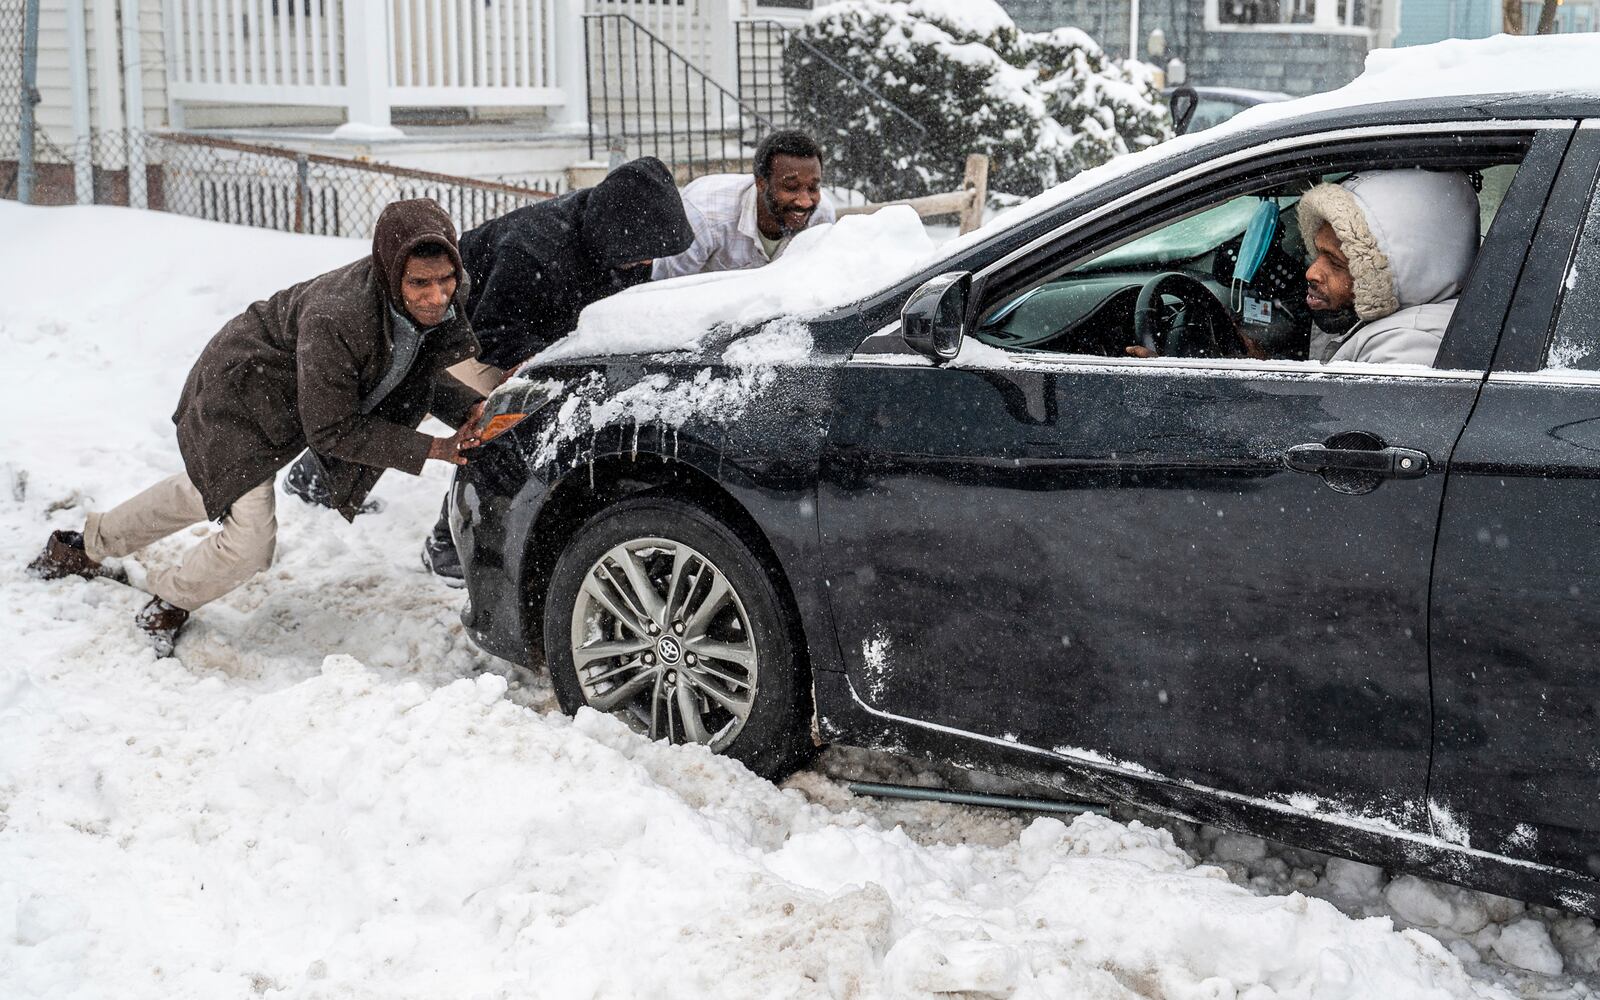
[1284,443,1430,478]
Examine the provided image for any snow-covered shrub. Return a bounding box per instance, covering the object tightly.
[784,0,1171,200]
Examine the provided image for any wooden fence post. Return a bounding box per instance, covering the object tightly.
[958,154,989,236]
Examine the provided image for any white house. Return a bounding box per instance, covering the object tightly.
[21,0,827,205]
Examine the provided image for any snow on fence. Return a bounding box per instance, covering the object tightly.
[836,154,990,235]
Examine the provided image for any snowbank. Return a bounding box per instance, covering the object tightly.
[3,203,1596,999]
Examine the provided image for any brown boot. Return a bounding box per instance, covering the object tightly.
[29,530,127,583]
[135,597,190,658]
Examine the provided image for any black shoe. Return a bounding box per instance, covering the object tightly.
[29,529,127,583]
[135,597,190,658]
[283,452,384,515]
[421,535,465,586]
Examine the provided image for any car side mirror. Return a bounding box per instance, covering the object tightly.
[1169,85,1198,136]
[901,272,970,362]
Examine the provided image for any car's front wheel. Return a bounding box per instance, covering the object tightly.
[543,496,813,779]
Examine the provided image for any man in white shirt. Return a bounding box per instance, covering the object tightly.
[652,130,836,279]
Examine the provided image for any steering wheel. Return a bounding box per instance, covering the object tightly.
[1133,272,1242,358]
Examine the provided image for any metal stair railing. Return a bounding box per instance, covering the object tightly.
[734,18,928,147]
[585,13,778,181]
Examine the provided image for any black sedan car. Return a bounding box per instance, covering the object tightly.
[452,93,1600,916]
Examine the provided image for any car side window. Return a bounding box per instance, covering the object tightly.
[976,158,1522,370]
[976,187,1314,360]
[1542,175,1600,371]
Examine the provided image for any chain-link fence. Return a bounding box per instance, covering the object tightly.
[137,131,563,237]
[10,122,565,237]
[1,0,28,201]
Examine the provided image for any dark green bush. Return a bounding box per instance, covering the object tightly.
[785,0,1171,201]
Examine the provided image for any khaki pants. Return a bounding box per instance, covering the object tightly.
[83,475,277,611]
[446,358,505,397]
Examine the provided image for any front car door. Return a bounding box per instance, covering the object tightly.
[818,122,1570,829]
[1430,122,1600,898]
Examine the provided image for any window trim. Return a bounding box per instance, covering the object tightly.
[1537,128,1600,373]
[1490,120,1600,373]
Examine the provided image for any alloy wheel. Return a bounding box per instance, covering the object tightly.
[569,536,758,750]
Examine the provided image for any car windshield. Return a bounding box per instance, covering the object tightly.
[1083,197,1264,271]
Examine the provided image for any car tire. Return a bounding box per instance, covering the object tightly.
[543,495,814,781]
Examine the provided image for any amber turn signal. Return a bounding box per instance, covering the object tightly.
[477,412,529,444]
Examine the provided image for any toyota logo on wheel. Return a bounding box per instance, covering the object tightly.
[656,636,682,664]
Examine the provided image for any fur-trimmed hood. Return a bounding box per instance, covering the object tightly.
[1297,169,1479,322]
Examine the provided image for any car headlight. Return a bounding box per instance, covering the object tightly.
[478,377,564,444]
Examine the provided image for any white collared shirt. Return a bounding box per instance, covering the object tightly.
[652,174,836,280]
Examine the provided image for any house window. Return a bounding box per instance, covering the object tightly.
[1212,0,1373,29]
[1218,0,1314,24]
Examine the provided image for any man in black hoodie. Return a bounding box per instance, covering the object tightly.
[418,155,694,580]
[453,155,694,380]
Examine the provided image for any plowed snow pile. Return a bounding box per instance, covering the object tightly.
[2,202,1597,999]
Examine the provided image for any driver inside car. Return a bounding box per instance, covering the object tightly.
[1127,168,1481,366]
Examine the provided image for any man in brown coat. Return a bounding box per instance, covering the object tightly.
[29,198,485,656]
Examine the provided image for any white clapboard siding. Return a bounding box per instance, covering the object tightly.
[29,0,173,155]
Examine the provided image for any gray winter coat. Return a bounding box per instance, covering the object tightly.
[1299,169,1480,367]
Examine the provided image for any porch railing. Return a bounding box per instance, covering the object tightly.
[585,12,775,181]
[162,0,580,130]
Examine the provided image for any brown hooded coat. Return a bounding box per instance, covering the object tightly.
[172,199,482,521]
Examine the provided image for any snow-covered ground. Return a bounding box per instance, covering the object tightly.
[5,202,1600,999]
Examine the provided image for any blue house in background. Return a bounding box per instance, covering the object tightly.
[1395,0,1499,45]
[1396,0,1596,46]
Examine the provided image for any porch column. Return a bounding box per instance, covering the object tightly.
[66,0,94,204]
[551,0,589,128]
[703,0,737,91]
[337,0,402,138]
[122,0,147,209]
[1314,0,1339,27]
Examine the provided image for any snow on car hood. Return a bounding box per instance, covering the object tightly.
[504,320,816,469]
[533,205,936,364]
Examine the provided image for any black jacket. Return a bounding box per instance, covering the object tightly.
[460,156,694,370]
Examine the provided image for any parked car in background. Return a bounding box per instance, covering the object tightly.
[451,88,1600,918]
[1165,84,1291,134]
